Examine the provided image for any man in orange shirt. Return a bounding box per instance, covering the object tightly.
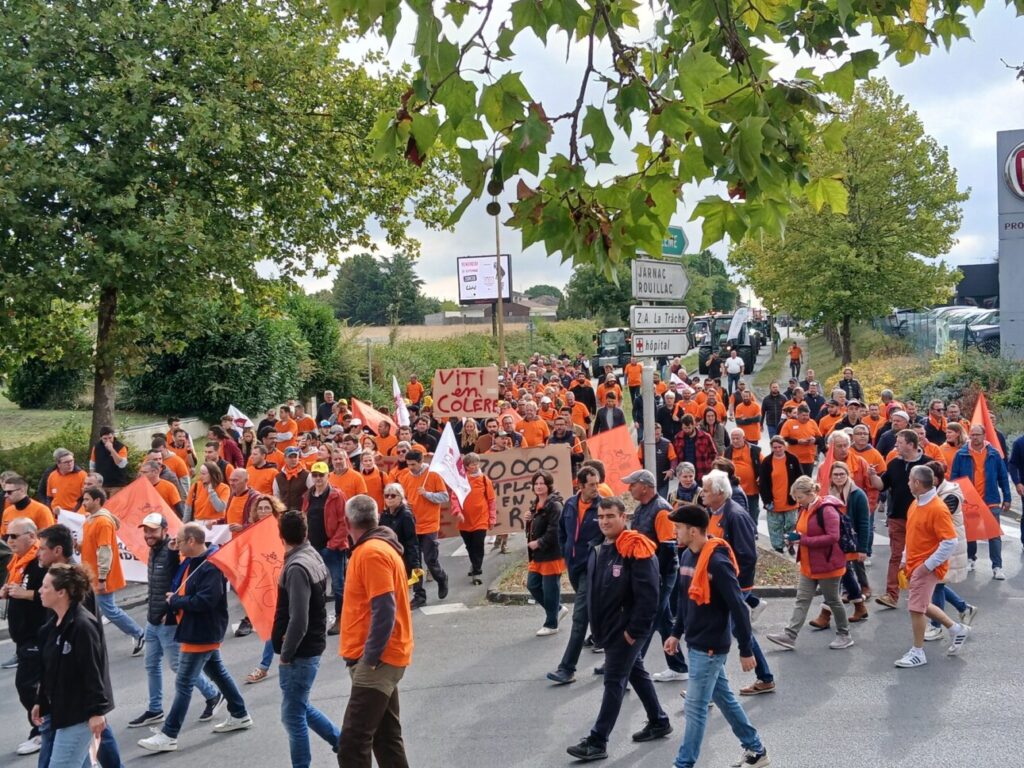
[140,460,185,519]
[41,448,87,512]
[565,390,591,432]
[293,403,317,435]
[329,450,368,499]
[596,373,623,407]
[518,402,551,447]
[80,487,146,654]
[406,374,425,405]
[168,427,198,472]
[725,428,762,522]
[788,342,803,379]
[152,436,191,499]
[375,420,399,457]
[863,403,887,444]
[1,475,55,536]
[399,450,449,608]
[780,404,820,475]
[817,399,844,437]
[733,389,762,444]
[623,356,643,402]
[246,445,280,495]
[338,495,414,767]
[894,465,970,668]
[275,406,300,451]
[538,396,559,425]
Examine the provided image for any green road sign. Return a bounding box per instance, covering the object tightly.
[663,225,687,256]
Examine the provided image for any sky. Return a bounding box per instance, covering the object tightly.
[295,4,1024,301]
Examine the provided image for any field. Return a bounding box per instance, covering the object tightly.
[353,321,532,343]
[0,392,162,450]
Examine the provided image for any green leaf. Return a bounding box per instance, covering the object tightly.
[582,106,615,163]
[676,45,729,110]
[409,112,440,155]
[691,197,744,249]
[478,72,531,131]
[444,1,470,25]
[733,116,767,180]
[445,191,476,227]
[510,0,548,39]
[820,119,848,153]
[822,61,855,100]
[805,176,848,214]
[910,0,927,24]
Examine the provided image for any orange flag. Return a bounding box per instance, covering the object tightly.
[954,477,1004,542]
[351,397,397,436]
[971,392,1004,458]
[588,425,642,495]
[500,407,523,428]
[815,443,836,490]
[105,478,183,565]
[208,516,285,641]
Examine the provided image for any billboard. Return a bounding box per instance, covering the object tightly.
[457,254,513,304]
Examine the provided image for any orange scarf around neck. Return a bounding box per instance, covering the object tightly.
[614,529,657,559]
[6,543,39,585]
[688,537,738,606]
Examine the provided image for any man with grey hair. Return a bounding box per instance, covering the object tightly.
[38,447,86,512]
[338,495,413,768]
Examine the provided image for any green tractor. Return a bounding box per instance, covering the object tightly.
[591,327,632,375]
[697,313,757,375]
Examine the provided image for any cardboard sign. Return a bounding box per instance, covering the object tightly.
[208,516,285,641]
[476,444,573,535]
[432,367,500,418]
[586,425,641,495]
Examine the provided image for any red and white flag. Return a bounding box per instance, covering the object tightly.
[228,404,254,429]
[393,375,411,427]
[429,422,470,504]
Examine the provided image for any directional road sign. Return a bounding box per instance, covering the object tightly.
[630,305,691,331]
[631,258,689,301]
[631,332,690,358]
[663,225,688,257]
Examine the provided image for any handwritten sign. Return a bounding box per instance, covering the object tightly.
[432,367,500,419]
[208,516,285,641]
[475,444,573,535]
[585,425,641,495]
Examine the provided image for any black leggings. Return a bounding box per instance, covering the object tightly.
[460,530,486,575]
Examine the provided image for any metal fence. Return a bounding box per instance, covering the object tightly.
[874,311,995,357]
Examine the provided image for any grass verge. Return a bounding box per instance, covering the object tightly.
[0,392,163,449]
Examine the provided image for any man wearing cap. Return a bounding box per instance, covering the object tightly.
[623,469,689,684]
[303,462,349,636]
[666,504,769,768]
[275,447,310,511]
[836,399,866,432]
[876,409,911,458]
[128,514,223,729]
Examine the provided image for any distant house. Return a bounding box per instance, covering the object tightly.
[424,302,533,326]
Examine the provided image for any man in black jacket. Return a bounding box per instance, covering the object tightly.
[138,523,253,753]
[666,504,770,768]
[760,382,786,439]
[127,514,222,729]
[592,392,627,435]
[1,517,48,756]
[566,498,670,762]
[273,510,340,767]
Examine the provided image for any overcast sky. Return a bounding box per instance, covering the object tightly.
[295,5,1024,301]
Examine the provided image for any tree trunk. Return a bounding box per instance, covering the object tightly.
[823,322,842,358]
[840,314,853,365]
[90,286,118,444]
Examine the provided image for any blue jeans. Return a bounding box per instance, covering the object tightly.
[162,649,247,738]
[966,506,1003,568]
[38,716,122,768]
[841,564,863,602]
[727,373,741,396]
[557,569,589,674]
[321,547,349,614]
[260,639,275,671]
[766,425,778,439]
[279,657,340,768]
[740,594,773,684]
[931,584,968,627]
[592,635,667,744]
[745,494,761,525]
[47,721,92,768]
[673,649,764,768]
[641,569,687,673]
[526,571,561,629]
[95,592,143,640]
[145,623,218,712]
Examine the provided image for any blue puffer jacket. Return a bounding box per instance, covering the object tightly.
[558,493,601,582]
[168,545,229,646]
[950,445,1011,506]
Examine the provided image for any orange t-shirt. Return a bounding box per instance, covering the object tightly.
[0,500,55,536]
[45,469,87,511]
[704,401,727,423]
[970,447,987,501]
[406,380,424,404]
[296,416,317,434]
[852,446,886,507]
[518,418,551,448]
[152,479,182,509]
[376,434,399,457]
[247,463,278,495]
[81,512,126,592]
[818,413,843,436]
[624,363,643,388]
[399,469,447,535]
[329,470,367,500]
[789,346,802,361]
[225,492,250,528]
[459,474,495,532]
[905,496,957,579]
[361,470,388,512]
[275,419,299,450]
[771,455,795,512]
[189,482,229,521]
[538,406,559,425]
[863,415,886,442]
[570,402,591,430]
[168,444,194,470]
[340,537,414,666]
[731,446,758,496]
[598,483,614,498]
[708,512,725,539]
[939,443,960,471]
[163,453,190,480]
[780,419,820,465]
[734,402,761,443]
[596,381,623,405]
[654,381,668,396]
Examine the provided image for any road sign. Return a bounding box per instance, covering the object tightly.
[663,225,688,257]
[630,305,690,331]
[631,258,689,301]
[631,332,690,357]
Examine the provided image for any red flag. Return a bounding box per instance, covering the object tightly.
[588,425,642,495]
[351,397,397,437]
[105,478,183,565]
[971,392,1004,458]
[954,477,1004,542]
[208,516,285,641]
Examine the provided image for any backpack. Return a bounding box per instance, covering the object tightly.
[817,503,857,554]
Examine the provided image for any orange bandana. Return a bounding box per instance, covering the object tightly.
[688,537,738,606]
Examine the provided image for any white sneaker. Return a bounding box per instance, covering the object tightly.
[749,598,768,624]
[652,669,689,682]
[968,559,976,572]
[959,605,978,626]
[923,625,944,642]
[16,736,41,755]
[557,605,570,624]
[212,714,253,733]
[992,567,1006,580]
[894,649,927,668]
[536,626,559,637]
[947,625,971,656]
[138,732,178,752]
[828,634,854,650]
[864,558,872,566]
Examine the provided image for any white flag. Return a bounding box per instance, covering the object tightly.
[393,375,411,427]
[429,422,470,505]
[228,404,254,429]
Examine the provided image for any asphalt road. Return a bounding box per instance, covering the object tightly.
[2,528,1022,768]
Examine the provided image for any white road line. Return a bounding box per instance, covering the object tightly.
[418,603,469,615]
[450,544,469,557]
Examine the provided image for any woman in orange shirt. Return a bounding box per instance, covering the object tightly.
[766,476,854,651]
[359,452,388,512]
[940,423,965,470]
[455,454,495,585]
[524,469,566,636]
[185,462,230,524]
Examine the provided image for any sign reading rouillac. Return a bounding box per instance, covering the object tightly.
[630,258,689,300]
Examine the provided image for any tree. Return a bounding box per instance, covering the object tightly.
[328,0,998,276]
[730,79,965,363]
[330,252,437,324]
[525,284,564,301]
[0,0,455,440]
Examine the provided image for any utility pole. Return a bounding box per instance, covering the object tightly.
[488,144,506,369]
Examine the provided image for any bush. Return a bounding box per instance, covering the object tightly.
[6,331,92,409]
[825,356,930,405]
[0,423,91,492]
[282,293,341,398]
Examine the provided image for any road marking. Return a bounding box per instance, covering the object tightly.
[418,603,469,615]
[450,544,468,557]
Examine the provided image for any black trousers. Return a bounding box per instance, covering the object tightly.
[460,530,486,574]
[591,634,667,744]
[15,642,41,737]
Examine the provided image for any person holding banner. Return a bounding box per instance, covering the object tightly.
[400,450,449,609]
[949,425,1011,580]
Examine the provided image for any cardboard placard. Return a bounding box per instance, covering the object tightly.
[432,367,500,418]
[477,444,573,535]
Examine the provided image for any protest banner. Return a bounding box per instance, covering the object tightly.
[60,509,149,583]
[228,404,254,429]
[393,375,411,427]
[208,516,285,641]
[432,367,500,419]
[955,477,1004,542]
[429,423,470,504]
[477,444,572,535]
[351,397,397,436]
[105,478,183,565]
[586,425,641,495]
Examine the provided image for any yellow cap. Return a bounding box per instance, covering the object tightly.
[311,462,330,474]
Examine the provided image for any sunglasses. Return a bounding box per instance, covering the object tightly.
[3,532,26,541]
[383,493,399,498]
[310,472,325,478]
